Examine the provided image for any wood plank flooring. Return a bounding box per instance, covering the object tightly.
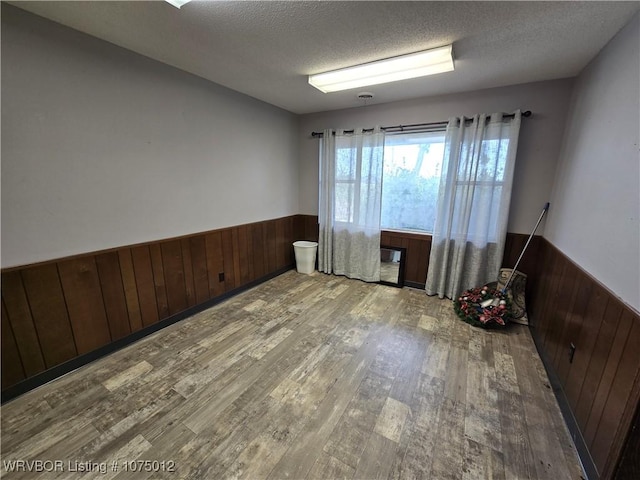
[1,271,584,479]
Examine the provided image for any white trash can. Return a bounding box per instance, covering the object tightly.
[293,241,318,274]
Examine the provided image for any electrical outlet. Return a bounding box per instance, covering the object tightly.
[218,272,225,282]
[569,343,576,363]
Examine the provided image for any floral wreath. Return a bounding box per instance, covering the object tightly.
[453,285,512,328]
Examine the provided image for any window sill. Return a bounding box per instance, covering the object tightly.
[381,229,433,240]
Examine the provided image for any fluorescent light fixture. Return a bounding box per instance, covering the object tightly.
[165,0,192,9]
[308,45,454,93]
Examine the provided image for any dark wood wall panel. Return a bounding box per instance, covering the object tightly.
[1,216,298,396]
[278,216,294,268]
[149,244,169,320]
[548,263,580,373]
[539,255,569,354]
[564,283,609,414]
[1,271,46,376]
[236,226,251,285]
[615,402,640,480]
[275,218,286,268]
[286,217,294,266]
[584,309,634,446]
[187,236,211,302]
[380,230,432,285]
[502,234,541,279]
[57,257,112,355]
[179,239,197,309]
[528,238,640,479]
[246,225,258,279]
[527,235,553,321]
[95,252,132,341]
[555,273,591,386]
[253,223,267,280]
[160,240,188,316]
[21,264,77,367]
[299,215,319,242]
[220,229,236,292]
[575,299,623,428]
[117,248,144,333]
[131,245,160,328]
[205,232,225,298]
[1,301,25,389]
[266,221,278,274]
[599,319,640,477]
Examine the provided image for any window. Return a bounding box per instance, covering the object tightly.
[380,131,445,233]
[331,130,445,232]
[333,136,384,227]
[381,129,510,238]
[446,132,512,243]
[334,146,359,224]
[327,120,514,239]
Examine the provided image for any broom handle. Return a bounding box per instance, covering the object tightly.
[502,202,550,293]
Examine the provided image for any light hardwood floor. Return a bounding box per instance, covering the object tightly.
[1,271,584,479]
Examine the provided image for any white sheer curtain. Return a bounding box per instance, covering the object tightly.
[426,111,521,299]
[318,127,384,282]
[318,128,335,274]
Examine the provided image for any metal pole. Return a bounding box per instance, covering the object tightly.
[311,111,532,137]
[502,202,550,294]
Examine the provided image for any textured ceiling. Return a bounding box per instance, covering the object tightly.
[7,1,640,114]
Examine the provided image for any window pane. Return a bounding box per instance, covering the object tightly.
[478,138,510,181]
[466,184,502,242]
[381,131,445,232]
[336,148,356,181]
[335,182,354,223]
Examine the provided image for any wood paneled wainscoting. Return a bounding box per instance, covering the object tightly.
[381,230,540,289]
[2,216,303,402]
[296,215,541,289]
[528,238,640,480]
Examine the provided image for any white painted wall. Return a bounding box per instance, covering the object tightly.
[1,5,299,268]
[297,79,574,235]
[545,14,639,311]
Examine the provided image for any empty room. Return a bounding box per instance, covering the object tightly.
[1,1,639,479]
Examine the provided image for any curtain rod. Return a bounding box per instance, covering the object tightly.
[310,110,532,137]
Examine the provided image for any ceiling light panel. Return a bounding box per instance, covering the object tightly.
[309,45,454,93]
